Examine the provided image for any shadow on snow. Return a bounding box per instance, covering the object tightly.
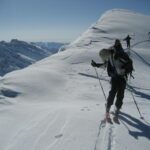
[79,72,150,101]
[127,84,150,101]
[119,112,150,140]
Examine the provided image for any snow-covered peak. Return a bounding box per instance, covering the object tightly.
[71,9,150,48]
[99,8,145,20]
[10,39,29,45]
[105,9,149,34]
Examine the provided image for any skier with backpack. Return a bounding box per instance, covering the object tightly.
[91,39,134,122]
[123,35,132,49]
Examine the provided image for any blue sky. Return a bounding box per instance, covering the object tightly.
[0,0,150,42]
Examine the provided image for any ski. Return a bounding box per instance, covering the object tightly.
[111,111,120,124]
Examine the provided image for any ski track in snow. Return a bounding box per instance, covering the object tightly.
[5,110,68,150]
[131,49,150,67]
[94,118,121,150]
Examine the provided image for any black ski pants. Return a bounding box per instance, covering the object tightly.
[106,75,126,111]
[127,41,130,48]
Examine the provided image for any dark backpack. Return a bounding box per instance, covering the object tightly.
[119,52,134,78]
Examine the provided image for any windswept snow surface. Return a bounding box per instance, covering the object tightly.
[0,9,150,150]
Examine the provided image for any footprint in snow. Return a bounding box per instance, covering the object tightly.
[55,134,63,138]
[80,108,91,111]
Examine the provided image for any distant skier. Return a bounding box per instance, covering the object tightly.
[91,39,133,122]
[123,35,132,49]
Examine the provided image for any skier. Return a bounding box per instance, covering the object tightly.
[91,39,133,122]
[123,35,132,49]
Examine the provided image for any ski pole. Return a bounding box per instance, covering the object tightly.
[93,67,107,101]
[130,89,144,119]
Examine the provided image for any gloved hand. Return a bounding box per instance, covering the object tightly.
[91,60,97,67]
[110,48,115,54]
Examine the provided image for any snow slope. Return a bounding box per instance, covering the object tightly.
[0,9,150,150]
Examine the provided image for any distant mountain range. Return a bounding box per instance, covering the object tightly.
[0,39,66,76]
[31,42,67,54]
